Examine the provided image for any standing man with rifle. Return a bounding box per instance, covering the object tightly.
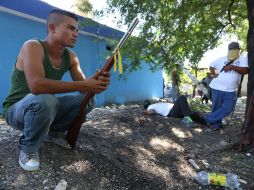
[2,9,111,171]
[203,42,248,130]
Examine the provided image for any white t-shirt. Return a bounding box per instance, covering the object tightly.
[147,102,174,116]
[209,55,248,92]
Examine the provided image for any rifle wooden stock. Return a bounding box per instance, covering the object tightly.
[65,91,94,148]
[65,57,114,148]
[66,18,139,148]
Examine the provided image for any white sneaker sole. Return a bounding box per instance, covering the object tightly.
[19,158,39,171]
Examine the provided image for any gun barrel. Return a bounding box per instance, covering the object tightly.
[113,17,139,53]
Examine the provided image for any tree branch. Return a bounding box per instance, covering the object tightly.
[207,23,229,50]
[228,0,237,29]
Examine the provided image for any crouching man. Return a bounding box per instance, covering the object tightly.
[2,9,110,171]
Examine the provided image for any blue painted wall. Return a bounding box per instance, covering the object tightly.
[0,8,163,114]
[0,0,124,40]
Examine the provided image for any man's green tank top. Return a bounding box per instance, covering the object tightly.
[3,40,70,115]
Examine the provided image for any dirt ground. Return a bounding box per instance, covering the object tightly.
[0,97,253,190]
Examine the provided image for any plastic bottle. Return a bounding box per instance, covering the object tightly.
[182,116,193,127]
[194,171,241,190]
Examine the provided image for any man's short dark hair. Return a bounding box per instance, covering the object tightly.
[47,9,78,25]
[49,9,78,20]
[143,100,152,109]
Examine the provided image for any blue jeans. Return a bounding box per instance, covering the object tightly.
[205,89,236,129]
[4,93,95,153]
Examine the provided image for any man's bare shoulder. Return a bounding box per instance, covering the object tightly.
[17,40,44,70]
[21,39,42,51]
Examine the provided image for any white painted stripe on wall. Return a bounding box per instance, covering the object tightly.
[0,6,108,40]
[0,6,46,23]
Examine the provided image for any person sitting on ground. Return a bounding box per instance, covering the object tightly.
[143,95,206,125]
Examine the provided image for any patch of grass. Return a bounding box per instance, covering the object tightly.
[189,97,211,113]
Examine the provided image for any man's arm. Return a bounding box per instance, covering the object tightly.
[21,40,109,94]
[223,65,249,74]
[209,67,218,78]
[68,50,86,81]
[68,50,110,93]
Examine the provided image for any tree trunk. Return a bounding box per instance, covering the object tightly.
[239,1,254,150]
[192,67,198,97]
[171,69,180,97]
[246,0,254,115]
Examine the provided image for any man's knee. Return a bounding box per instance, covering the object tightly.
[32,94,59,113]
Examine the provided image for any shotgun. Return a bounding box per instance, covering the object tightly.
[66,17,139,148]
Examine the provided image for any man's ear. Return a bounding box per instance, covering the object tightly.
[48,23,56,33]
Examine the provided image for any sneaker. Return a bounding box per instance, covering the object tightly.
[44,135,71,149]
[19,150,39,171]
[182,116,194,127]
[183,116,193,124]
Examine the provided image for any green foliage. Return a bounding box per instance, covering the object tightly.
[77,0,247,85]
[234,20,248,51]
[98,0,247,73]
[179,67,208,96]
[76,0,92,14]
[189,97,211,113]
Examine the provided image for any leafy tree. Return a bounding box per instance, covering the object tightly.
[75,0,92,14]
[79,0,250,99]
[91,0,246,94]
[101,1,247,68]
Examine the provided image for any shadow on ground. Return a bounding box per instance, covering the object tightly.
[0,100,253,190]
